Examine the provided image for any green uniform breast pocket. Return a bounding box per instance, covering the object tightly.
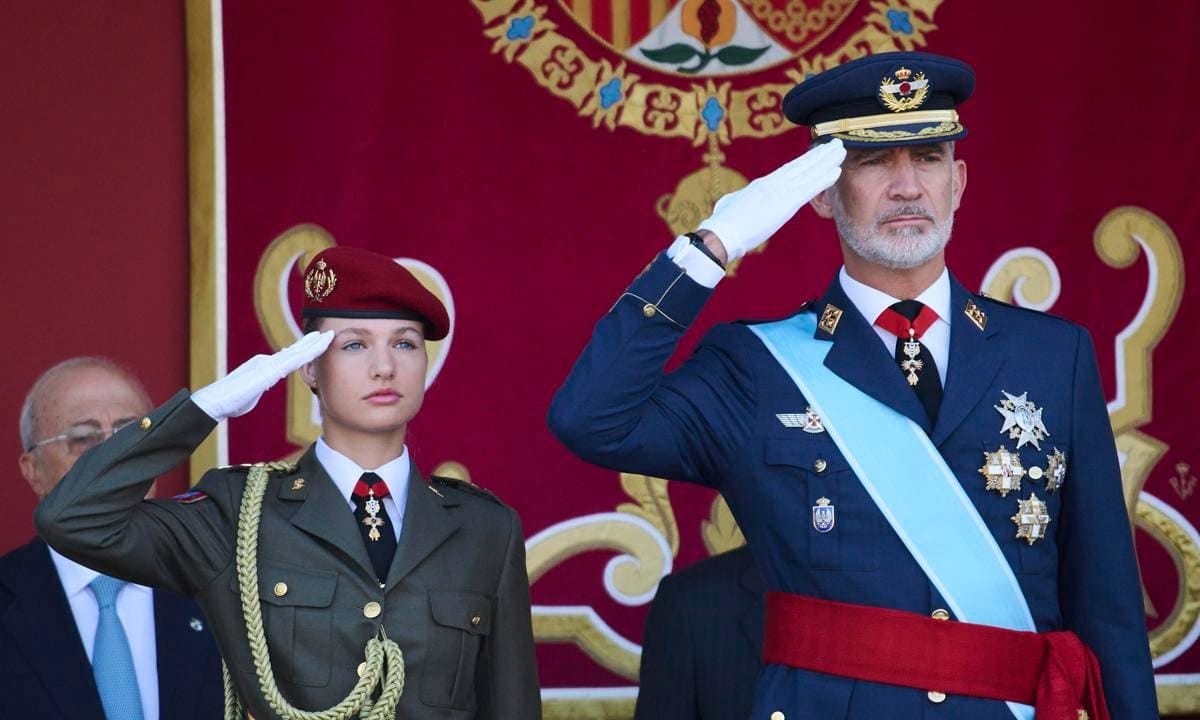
[421,589,494,710]
[253,562,338,687]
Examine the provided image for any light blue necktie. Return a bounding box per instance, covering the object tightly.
[89,575,145,720]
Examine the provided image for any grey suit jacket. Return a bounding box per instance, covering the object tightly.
[35,390,540,719]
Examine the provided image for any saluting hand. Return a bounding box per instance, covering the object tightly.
[698,138,846,263]
[191,331,334,422]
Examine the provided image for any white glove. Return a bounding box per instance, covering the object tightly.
[191,331,334,422]
[698,138,846,262]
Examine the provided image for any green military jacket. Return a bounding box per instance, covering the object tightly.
[35,390,541,719]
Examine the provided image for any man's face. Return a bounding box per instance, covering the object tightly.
[302,317,428,441]
[814,142,967,270]
[19,366,151,498]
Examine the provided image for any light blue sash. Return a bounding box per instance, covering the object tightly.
[750,314,1035,720]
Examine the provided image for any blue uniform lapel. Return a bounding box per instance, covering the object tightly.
[815,277,932,434]
[0,539,105,718]
[931,277,1003,446]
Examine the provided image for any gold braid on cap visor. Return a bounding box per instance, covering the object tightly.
[810,110,961,141]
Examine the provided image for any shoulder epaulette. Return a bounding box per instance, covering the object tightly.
[219,461,297,474]
[735,299,816,326]
[431,475,502,505]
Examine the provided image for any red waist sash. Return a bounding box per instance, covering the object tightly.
[763,592,1109,720]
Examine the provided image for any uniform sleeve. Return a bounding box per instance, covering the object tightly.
[547,253,756,487]
[476,506,541,720]
[1057,328,1158,718]
[34,390,236,598]
[634,573,698,720]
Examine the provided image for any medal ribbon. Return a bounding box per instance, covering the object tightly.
[875,303,939,340]
[352,478,391,499]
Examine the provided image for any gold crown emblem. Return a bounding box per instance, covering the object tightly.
[304,259,337,302]
[894,67,913,81]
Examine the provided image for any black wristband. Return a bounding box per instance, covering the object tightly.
[684,232,725,269]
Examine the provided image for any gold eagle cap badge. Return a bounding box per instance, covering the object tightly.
[304,259,337,302]
[878,66,930,113]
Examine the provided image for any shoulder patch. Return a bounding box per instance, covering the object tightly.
[172,490,209,504]
[431,476,502,504]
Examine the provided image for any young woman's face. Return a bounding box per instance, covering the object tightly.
[302,317,428,439]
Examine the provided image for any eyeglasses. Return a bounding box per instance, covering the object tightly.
[29,419,137,455]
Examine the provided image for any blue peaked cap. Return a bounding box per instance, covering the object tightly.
[783,52,975,148]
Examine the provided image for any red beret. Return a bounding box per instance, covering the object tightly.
[301,246,450,341]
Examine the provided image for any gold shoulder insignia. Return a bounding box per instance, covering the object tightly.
[818,304,843,334]
[964,299,987,331]
[432,476,502,505]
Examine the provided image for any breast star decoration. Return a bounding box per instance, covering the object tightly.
[995,391,1049,450]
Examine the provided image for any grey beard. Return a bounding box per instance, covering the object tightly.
[832,200,954,270]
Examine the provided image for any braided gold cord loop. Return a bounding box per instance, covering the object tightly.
[222,465,405,719]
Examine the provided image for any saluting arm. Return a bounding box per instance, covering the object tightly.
[34,331,334,597]
[547,140,846,485]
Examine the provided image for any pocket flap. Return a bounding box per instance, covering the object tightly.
[255,562,337,608]
[429,590,493,635]
[763,438,849,473]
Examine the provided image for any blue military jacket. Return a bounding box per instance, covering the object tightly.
[548,254,1157,719]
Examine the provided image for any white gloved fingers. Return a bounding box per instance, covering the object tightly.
[191,331,335,421]
[275,330,335,373]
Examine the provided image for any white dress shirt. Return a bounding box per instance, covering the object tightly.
[838,266,951,387]
[667,235,953,386]
[49,547,159,720]
[315,437,410,541]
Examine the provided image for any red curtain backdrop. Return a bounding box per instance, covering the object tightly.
[210,1,1200,711]
[0,2,191,553]
[2,0,1199,715]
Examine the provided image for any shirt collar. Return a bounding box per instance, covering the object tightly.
[838,266,951,327]
[48,545,150,599]
[315,437,411,503]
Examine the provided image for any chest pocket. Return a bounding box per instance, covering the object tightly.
[764,437,881,571]
[237,561,338,687]
[421,590,494,710]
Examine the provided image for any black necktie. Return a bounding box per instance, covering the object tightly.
[880,300,943,425]
[352,472,397,584]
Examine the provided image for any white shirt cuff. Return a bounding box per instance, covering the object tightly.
[666,235,725,289]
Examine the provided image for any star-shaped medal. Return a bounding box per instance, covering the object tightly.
[1011,492,1051,545]
[1044,449,1067,493]
[994,391,1049,450]
[978,446,1026,497]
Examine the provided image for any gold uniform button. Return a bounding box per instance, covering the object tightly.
[1029,466,1044,480]
[363,601,382,619]
[813,458,827,473]
[928,691,947,703]
[931,608,950,621]
[357,662,366,677]
[139,417,152,430]
[770,712,785,720]
[642,303,657,318]
[471,615,481,627]
[273,582,288,597]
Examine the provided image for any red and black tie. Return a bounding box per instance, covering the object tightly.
[352,472,397,584]
[875,300,943,424]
